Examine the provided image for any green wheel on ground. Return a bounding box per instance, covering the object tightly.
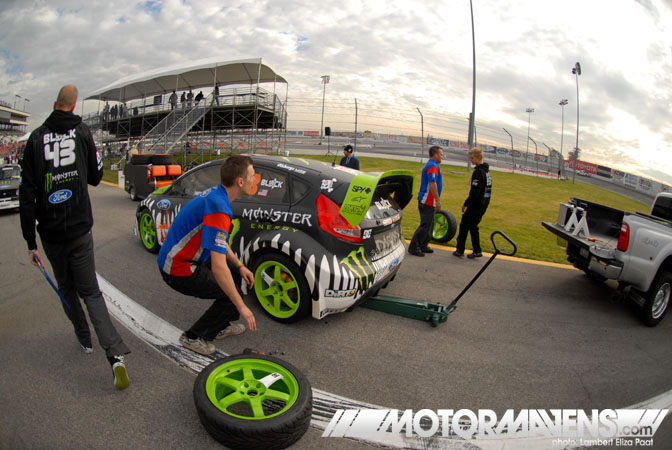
[432,209,457,243]
[193,354,312,450]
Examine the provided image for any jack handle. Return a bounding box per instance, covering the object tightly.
[491,231,517,257]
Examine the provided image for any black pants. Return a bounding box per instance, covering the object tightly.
[409,201,435,252]
[455,206,487,254]
[160,260,241,341]
[41,232,130,357]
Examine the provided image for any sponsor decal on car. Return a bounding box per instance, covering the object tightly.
[48,189,72,204]
[276,163,306,175]
[157,199,171,210]
[321,178,337,193]
[251,223,299,232]
[375,199,392,210]
[340,247,373,290]
[324,288,357,298]
[242,207,313,226]
[261,178,284,189]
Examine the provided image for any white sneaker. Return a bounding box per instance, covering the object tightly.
[179,333,216,355]
[215,323,246,340]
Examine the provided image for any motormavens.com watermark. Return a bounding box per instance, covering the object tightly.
[322,408,668,446]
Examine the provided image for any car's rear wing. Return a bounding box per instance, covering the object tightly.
[340,169,415,227]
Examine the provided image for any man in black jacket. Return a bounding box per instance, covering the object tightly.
[339,144,360,170]
[453,147,492,259]
[19,85,130,390]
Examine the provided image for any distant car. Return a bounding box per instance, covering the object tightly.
[0,164,21,212]
[496,148,509,155]
[135,155,415,322]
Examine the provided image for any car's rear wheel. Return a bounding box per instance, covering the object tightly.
[129,185,137,201]
[251,253,311,323]
[641,270,672,327]
[138,210,160,253]
[193,354,312,450]
[432,210,457,243]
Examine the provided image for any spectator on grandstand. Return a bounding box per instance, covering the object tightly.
[110,104,118,120]
[187,90,194,109]
[102,102,110,122]
[195,91,204,105]
[181,91,186,110]
[169,91,177,110]
[213,84,220,105]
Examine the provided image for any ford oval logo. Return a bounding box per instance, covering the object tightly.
[157,199,171,210]
[48,189,72,204]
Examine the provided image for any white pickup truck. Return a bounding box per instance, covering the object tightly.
[542,193,672,326]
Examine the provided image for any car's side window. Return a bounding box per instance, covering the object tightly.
[290,177,310,204]
[179,165,221,196]
[239,166,289,205]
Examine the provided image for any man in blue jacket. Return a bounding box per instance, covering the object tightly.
[339,144,360,170]
[408,146,443,256]
[19,85,130,390]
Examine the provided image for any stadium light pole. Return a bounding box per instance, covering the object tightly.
[466,0,476,171]
[525,107,534,163]
[319,75,330,145]
[417,108,424,156]
[14,94,21,109]
[559,99,568,179]
[23,98,30,112]
[572,62,581,184]
[529,136,538,176]
[503,127,514,173]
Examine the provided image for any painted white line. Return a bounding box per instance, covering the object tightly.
[97,273,672,449]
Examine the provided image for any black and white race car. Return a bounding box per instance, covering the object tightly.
[135,155,415,322]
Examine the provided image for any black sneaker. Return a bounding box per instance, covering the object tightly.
[452,251,465,258]
[421,247,434,254]
[408,249,425,257]
[467,252,483,259]
[107,355,130,390]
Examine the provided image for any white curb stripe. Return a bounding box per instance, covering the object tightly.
[97,273,672,450]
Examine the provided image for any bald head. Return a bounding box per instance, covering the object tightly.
[54,85,78,111]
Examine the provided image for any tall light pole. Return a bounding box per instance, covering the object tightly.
[572,62,581,184]
[503,128,515,173]
[525,107,534,163]
[14,94,21,109]
[319,75,330,145]
[23,98,30,112]
[467,0,476,171]
[559,99,568,179]
[417,108,424,156]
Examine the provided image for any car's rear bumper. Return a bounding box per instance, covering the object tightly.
[0,199,19,210]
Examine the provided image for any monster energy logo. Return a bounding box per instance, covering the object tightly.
[340,247,374,290]
[229,219,240,245]
[45,170,78,192]
[45,173,52,191]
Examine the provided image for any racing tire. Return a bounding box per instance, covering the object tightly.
[129,185,137,201]
[432,210,457,243]
[138,210,160,253]
[150,154,175,165]
[250,253,311,323]
[193,354,312,450]
[129,154,152,165]
[641,270,672,327]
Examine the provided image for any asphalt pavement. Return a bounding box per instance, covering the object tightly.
[2,182,671,450]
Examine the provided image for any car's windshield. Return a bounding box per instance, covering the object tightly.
[0,166,20,181]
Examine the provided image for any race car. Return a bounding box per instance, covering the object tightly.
[135,155,415,322]
[0,164,21,212]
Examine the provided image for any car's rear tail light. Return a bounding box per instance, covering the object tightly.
[316,194,362,244]
[617,222,629,252]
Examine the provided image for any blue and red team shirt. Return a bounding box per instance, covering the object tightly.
[158,185,232,277]
[417,159,442,207]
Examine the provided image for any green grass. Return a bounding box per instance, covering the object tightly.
[104,154,650,264]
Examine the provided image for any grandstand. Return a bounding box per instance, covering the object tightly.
[0,98,29,163]
[83,57,287,161]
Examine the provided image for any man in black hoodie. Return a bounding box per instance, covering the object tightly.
[19,85,130,390]
[453,147,492,259]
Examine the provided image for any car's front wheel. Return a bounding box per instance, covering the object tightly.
[129,185,137,201]
[251,253,311,323]
[138,210,160,253]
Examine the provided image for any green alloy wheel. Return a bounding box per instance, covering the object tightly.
[252,253,310,323]
[193,354,312,450]
[138,210,160,253]
[432,209,457,243]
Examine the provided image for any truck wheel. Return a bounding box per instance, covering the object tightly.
[129,185,137,201]
[138,210,160,253]
[432,210,457,243]
[251,253,311,323]
[193,354,312,450]
[641,271,672,327]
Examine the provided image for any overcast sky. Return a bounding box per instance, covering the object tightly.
[1,0,671,183]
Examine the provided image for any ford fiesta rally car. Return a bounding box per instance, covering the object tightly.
[135,155,415,322]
